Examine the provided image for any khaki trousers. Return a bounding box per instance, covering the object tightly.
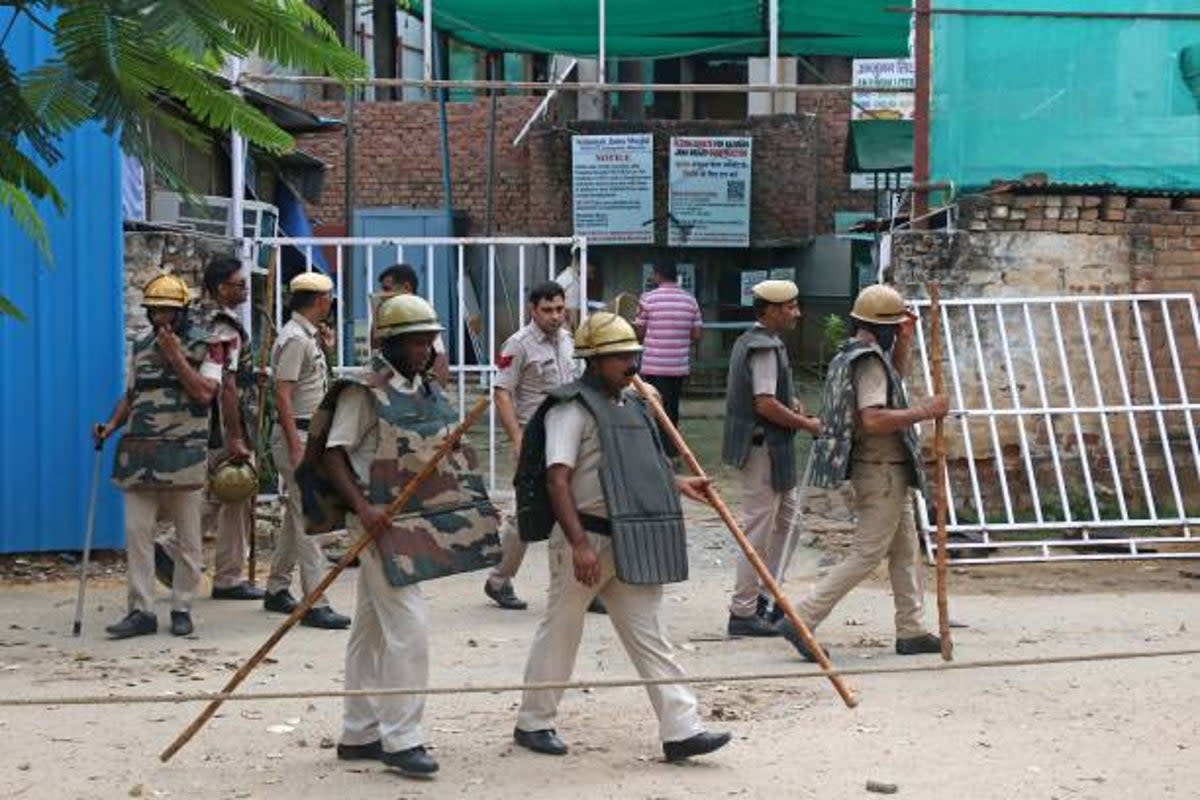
[125,489,203,614]
[730,445,798,617]
[159,450,250,590]
[516,529,704,743]
[797,463,927,639]
[341,537,429,753]
[487,515,527,585]
[268,429,330,606]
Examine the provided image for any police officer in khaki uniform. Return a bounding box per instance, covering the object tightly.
[721,280,820,637]
[512,313,730,763]
[95,275,225,638]
[777,284,949,659]
[155,257,264,600]
[265,272,350,629]
[483,280,574,610]
[323,294,482,778]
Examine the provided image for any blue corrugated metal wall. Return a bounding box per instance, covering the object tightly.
[0,15,125,553]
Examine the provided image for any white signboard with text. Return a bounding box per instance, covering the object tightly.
[668,137,752,248]
[851,58,914,191]
[572,134,655,245]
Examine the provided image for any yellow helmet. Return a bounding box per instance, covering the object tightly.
[574,312,643,358]
[142,274,190,308]
[208,459,258,504]
[376,294,444,338]
[850,284,908,325]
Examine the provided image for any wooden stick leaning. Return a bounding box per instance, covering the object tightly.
[161,395,491,762]
[926,284,954,661]
[247,251,279,584]
[630,376,858,709]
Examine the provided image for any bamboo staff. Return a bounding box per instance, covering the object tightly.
[926,284,954,662]
[631,375,858,709]
[161,396,491,762]
[247,250,279,583]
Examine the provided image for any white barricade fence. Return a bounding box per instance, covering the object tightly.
[250,236,588,491]
[911,293,1200,563]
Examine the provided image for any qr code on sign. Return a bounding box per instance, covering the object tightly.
[726,180,745,202]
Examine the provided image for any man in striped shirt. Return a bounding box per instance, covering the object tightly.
[634,263,703,457]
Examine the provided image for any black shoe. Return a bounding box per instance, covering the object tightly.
[587,596,607,615]
[662,731,732,762]
[896,633,942,655]
[485,579,528,610]
[154,543,174,589]
[775,618,828,663]
[337,740,383,761]
[212,582,265,601]
[727,613,780,638]
[301,606,351,630]
[381,745,439,777]
[263,590,298,614]
[105,610,157,639]
[513,727,568,756]
[169,611,193,637]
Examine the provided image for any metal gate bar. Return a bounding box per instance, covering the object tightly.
[250,235,585,491]
[911,293,1200,563]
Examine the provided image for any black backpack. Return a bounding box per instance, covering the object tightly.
[512,395,559,542]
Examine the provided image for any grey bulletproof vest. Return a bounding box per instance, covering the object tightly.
[556,380,689,585]
[721,328,797,492]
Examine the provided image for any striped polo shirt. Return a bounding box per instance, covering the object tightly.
[635,282,703,377]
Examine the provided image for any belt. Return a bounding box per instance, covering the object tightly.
[579,513,612,536]
[751,432,766,446]
[295,418,311,431]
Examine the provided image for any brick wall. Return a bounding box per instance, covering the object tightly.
[890,192,1200,520]
[298,92,873,240]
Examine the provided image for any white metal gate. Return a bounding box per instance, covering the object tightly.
[249,235,587,490]
[911,293,1200,563]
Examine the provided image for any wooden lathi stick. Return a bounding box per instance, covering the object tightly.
[161,396,491,762]
[926,284,954,662]
[631,376,858,709]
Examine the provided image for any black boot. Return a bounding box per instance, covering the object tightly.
[301,606,351,630]
[663,731,732,762]
[896,633,942,655]
[513,728,568,756]
[727,613,779,637]
[169,611,193,637]
[263,589,298,614]
[106,610,157,639]
[485,579,528,610]
[381,745,439,777]
[775,618,828,663]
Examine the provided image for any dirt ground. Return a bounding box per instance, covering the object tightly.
[1,493,1199,800]
[2,405,1199,799]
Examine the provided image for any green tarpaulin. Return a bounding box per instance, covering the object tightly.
[845,119,913,172]
[403,0,908,58]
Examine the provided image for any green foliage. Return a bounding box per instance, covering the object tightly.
[822,313,849,358]
[1,0,366,319]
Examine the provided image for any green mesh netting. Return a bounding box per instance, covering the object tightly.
[402,0,908,58]
[932,0,1200,191]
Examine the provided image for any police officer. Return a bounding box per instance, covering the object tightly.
[777,284,949,659]
[512,312,730,763]
[483,280,573,611]
[95,275,225,638]
[721,280,820,637]
[265,272,350,629]
[156,257,264,600]
[320,294,501,778]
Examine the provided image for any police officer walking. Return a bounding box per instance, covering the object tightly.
[777,284,949,659]
[95,275,225,638]
[483,280,573,611]
[265,272,350,629]
[317,294,502,778]
[721,280,820,637]
[511,312,730,763]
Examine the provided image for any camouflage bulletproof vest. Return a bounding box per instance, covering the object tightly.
[112,325,215,491]
[808,339,926,493]
[721,327,797,492]
[296,354,500,587]
[515,379,688,585]
[199,299,258,446]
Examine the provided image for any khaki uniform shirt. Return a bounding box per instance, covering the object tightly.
[852,357,908,462]
[272,312,329,419]
[543,396,615,519]
[495,323,576,426]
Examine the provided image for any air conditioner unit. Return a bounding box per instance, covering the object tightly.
[150,191,279,239]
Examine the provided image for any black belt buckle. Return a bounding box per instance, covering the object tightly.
[751,432,765,446]
[295,418,311,431]
[578,512,612,536]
